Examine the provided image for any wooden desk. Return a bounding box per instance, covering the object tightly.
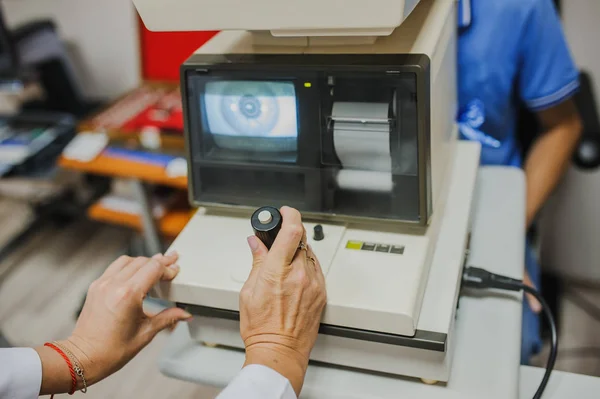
[88,202,193,238]
[59,148,191,250]
[58,151,187,189]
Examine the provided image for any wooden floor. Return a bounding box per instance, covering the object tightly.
[1,198,599,398]
[0,199,220,398]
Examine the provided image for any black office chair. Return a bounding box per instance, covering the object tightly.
[4,12,100,117]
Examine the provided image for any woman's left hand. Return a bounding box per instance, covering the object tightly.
[50,253,192,388]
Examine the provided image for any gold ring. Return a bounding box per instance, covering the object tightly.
[298,241,308,252]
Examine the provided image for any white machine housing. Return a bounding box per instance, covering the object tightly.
[161,142,479,382]
[190,0,458,227]
[134,0,422,39]
[136,0,477,383]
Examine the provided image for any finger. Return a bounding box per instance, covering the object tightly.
[523,272,542,314]
[130,258,181,294]
[247,236,268,271]
[119,253,178,281]
[308,245,326,286]
[526,293,542,314]
[293,228,315,278]
[115,256,151,280]
[148,307,192,337]
[303,246,325,290]
[268,206,305,267]
[101,255,134,279]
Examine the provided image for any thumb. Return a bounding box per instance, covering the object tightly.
[247,236,268,269]
[149,307,192,336]
[526,292,542,314]
[523,272,542,314]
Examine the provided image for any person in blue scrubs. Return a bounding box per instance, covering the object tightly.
[457,0,583,364]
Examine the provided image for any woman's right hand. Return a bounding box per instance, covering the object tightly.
[240,206,327,396]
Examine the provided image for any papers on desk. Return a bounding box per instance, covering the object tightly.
[99,195,167,219]
[166,158,188,178]
[0,145,29,165]
[0,124,59,176]
[0,164,10,176]
[62,132,109,162]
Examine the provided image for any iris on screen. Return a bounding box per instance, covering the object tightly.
[203,81,299,149]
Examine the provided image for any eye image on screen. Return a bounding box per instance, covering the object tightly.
[203,81,298,152]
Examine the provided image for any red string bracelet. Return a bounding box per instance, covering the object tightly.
[44,342,77,397]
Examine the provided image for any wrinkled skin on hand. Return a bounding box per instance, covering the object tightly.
[64,253,191,386]
[240,206,327,396]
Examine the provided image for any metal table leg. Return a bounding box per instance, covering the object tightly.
[129,179,172,302]
[0,333,10,347]
[130,179,162,256]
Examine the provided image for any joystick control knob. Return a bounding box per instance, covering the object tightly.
[251,206,283,250]
[313,225,325,241]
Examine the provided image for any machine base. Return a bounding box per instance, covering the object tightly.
[158,164,525,398]
[167,141,481,382]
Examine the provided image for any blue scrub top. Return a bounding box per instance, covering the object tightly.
[457,0,580,167]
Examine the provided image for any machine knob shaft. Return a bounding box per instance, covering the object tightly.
[313,225,325,241]
[251,206,283,250]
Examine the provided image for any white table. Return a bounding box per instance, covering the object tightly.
[519,366,600,399]
[157,167,600,398]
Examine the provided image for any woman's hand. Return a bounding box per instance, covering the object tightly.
[240,206,327,396]
[36,253,192,394]
[524,270,542,314]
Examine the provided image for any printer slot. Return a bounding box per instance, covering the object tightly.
[320,76,396,167]
[195,165,321,209]
[200,167,304,198]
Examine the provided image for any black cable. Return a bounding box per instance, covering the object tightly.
[462,267,558,399]
[522,285,558,399]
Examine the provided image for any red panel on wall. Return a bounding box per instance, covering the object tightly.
[139,20,218,82]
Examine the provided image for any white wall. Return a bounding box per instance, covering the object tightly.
[3,0,141,100]
[563,0,600,114]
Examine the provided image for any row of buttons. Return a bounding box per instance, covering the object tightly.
[346,241,405,255]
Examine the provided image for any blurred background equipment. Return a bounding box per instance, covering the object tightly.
[0,3,99,117]
[0,0,109,271]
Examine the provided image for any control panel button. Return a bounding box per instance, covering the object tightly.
[391,245,405,255]
[346,241,363,250]
[258,210,273,224]
[361,243,376,251]
[251,206,282,250]
[376,244,391,253]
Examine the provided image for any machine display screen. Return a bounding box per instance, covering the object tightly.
[185,54,430,223]
[202,80,299,153]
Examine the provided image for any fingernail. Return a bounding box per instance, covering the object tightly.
[247,236,259,252]
[182,311,193,319]
[166,251,178,257]
[152,253,163,259]
[528,296,542,313]
[169,264,180,271]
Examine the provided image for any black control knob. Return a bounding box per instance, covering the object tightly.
[313,225,325,241]
[251,206,283,250]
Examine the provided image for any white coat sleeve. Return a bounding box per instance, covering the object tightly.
[216,365,297,399]
[0,348,42,399]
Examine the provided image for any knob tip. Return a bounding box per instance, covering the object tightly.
[258,210,273,224]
